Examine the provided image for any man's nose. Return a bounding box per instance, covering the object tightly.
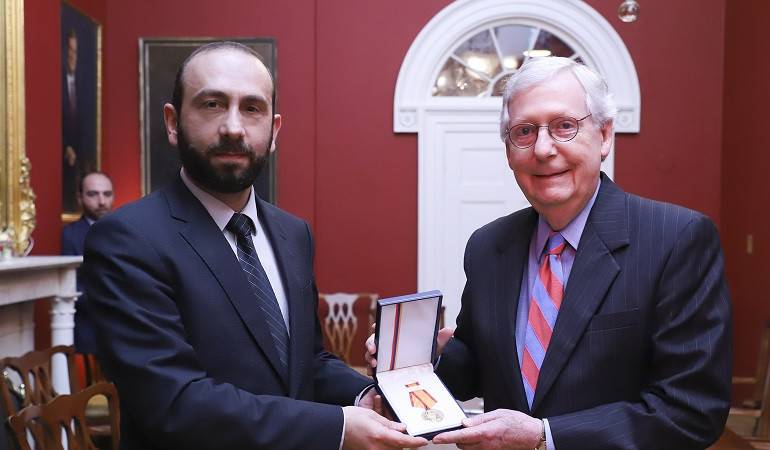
[220,107,246,140]
[532,126,556,159]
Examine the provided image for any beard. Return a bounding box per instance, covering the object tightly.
[177,122,273,193]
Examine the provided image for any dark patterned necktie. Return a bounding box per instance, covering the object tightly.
[226,213,289,374]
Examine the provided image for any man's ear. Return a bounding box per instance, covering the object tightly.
[163,103,179,146]
[599,119,614,162]
[269,114,282,153]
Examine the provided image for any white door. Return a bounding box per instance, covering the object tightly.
[397,0,640,328]
[419,110,530,327]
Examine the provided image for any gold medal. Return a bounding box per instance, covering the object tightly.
[421,408,444,422]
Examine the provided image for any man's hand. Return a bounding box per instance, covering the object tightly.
[364,325,454,376]
[342,406,428,450]
[432,409,543,450]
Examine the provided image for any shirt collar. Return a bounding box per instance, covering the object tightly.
[534,178,601,255]
[180,168,259,234]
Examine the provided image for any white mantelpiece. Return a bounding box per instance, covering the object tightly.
[0,255,82,394]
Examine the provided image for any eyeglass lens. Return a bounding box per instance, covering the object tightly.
[509,116,581,149]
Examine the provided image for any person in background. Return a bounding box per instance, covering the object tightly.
[61,171,114,354]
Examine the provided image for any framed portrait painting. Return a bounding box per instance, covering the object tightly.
[61,2,101,222]
[139,37,277,203]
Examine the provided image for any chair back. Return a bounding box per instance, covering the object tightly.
[750,321,770,408]
[318,293,378,366]
[1,346,80,415]
[7,382,119,450]
[82,354,106,387]
[730,321,770,438]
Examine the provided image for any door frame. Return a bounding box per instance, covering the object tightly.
[394,0,640,316]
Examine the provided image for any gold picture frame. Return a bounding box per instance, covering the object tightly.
[0,0,36,256]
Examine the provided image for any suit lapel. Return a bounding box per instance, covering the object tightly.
[494,209,537,414]
[256,198,307,397]
[531,175,629,412]
[164,179,289,389]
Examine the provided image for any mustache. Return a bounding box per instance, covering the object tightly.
[205,139,253,155]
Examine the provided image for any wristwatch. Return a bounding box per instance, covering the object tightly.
[534,419,546,450]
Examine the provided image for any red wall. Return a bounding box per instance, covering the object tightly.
[587,0,725,224]
[101,1,319,218]
[315,0,726,295]
[25,0,63,349]
[721,0,770,377]
[25,0,107,348]
[26,0,749,372]
[89,0,729,298]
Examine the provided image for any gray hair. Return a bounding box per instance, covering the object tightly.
[499,57,617,142]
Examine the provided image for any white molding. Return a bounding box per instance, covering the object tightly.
[394,0,641,133]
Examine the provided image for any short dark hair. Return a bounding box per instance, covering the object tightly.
[170,41,276,118]
[78,171,112,194]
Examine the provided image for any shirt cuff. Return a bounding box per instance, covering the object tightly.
[354,384,376,405]
[339,407,346,450]
[544,418,555,450]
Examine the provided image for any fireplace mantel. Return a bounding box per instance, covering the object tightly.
[0,255,82,394]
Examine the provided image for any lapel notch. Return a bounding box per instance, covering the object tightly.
[532,175,630,411]
[166,179,290,388]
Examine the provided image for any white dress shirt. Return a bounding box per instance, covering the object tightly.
[180,169,290,332]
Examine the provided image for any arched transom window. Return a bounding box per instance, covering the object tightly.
[432,25,582,97]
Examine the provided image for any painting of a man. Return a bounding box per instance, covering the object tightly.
[61,3,100,215]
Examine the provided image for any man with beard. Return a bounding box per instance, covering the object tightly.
[61,171,114,354]
[83,42,427,450]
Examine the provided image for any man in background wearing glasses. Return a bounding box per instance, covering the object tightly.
[429,57,732,449]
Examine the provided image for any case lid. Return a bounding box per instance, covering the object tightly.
[375,290,442,375]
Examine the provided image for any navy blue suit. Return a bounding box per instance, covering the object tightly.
[83,177,370,449]
[61,215,98,354]
[437,174,732,449]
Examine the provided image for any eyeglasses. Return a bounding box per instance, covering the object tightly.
[505,114,592,149]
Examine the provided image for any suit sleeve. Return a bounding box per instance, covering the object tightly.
[84,217,348,450]
[547,215,732,450]
[436,229,482,401]
[60,226,78,256]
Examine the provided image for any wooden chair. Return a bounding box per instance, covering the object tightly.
[0,345,80,416]
[7,381,119,450]
[735,321,770,409]
[81,353,106,387]
[318,293,378,367]
[730,321,770,438]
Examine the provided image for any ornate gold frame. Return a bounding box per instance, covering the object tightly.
[1,0,35,256]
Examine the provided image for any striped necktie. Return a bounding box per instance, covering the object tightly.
[226,213,289,376]
[521,232,567,407]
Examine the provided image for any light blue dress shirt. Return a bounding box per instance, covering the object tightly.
[514,179,601,450]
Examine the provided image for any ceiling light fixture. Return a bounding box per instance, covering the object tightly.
[523,49,552,58]
[618,0,640,23]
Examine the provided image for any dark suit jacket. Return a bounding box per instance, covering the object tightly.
[437,174,731,450]
[61,216,98,354]
[83,177,371,450]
